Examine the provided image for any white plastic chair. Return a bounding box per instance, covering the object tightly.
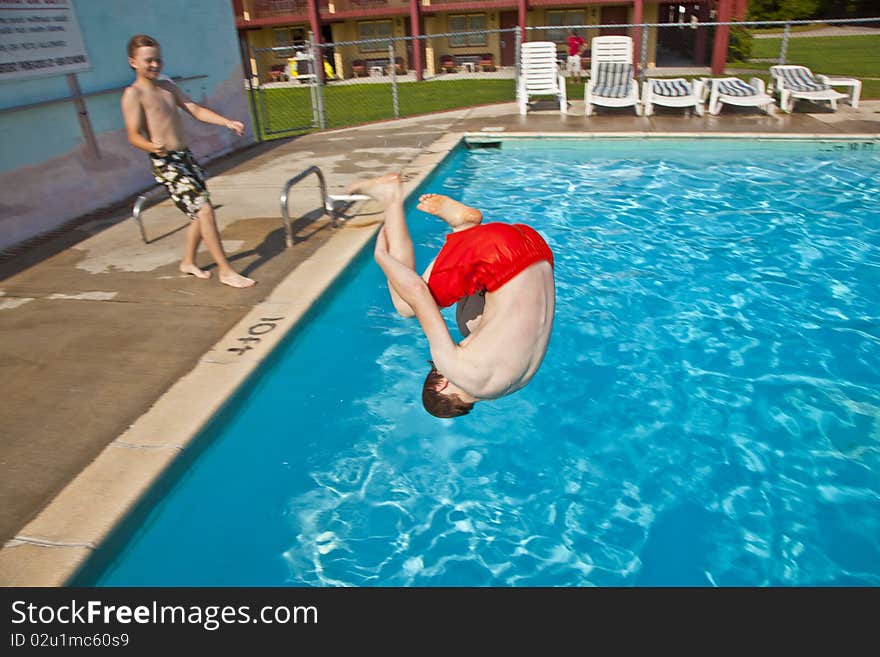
[642,78,705,116]
[703,77,776,116]
[768,65,848,113]
[517,41,567,115]
[584,36,640,116]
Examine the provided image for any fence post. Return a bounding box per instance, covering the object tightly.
[639,24,649,82]
[514,28,522,102]
[389,42,399,118]
[779,22,790,65]
[309,32,326,130]
[239,35,262,142]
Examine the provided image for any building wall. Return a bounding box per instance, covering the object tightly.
[0,0,254,251]
[244,4,662,79]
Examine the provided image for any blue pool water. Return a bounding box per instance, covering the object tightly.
[84,138,880,586]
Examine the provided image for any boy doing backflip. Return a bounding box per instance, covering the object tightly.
[121,34,255,288]
[349,174,555,418]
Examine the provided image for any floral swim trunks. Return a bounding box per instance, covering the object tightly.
[149,148,210,219]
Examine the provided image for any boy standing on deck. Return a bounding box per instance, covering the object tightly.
[566,30,586,83]
[121,34,256,288]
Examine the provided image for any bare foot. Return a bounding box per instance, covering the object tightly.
[180,263,211,279]
[346,173,402,206]
[417,193,483,229]
[219,271,256,288]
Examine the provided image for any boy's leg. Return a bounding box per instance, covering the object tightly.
[347,173,413,268]
[194,203,256,288]
[150,152,238,284]
[180,220,211,279]
[416,194,482,230]
[347,173,418,316]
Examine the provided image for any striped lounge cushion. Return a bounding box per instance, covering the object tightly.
[778,67,829,92]
[717,78,757,97]
[593,63,633,97]
[651,78,691,97]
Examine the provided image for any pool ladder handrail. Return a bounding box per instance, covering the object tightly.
[280,165,368,247]
[131,186,169,244]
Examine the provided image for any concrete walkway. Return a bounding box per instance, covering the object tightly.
[1,100,879,583]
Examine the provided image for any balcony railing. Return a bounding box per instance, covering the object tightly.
[245,0,332,20]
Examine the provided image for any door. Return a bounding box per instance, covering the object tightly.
[500,11,518,67]
[600,6,630,36]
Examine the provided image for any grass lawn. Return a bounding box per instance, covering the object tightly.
[740,34,880,80]
[251,79,515,140]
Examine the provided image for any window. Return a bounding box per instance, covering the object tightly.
[272,27,305,48]
[358,20,393,52]
[546,10,585,44]
[448,14,487,48]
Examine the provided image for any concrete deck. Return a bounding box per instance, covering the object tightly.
[1,99,879,585]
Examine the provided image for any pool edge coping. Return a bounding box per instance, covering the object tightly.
[462,131,880,139]
[2,128,877,585]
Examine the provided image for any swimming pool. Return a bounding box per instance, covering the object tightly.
[78,137,880,586]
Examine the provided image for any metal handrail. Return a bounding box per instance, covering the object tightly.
[280,165,368,247]
[280,165,329,247]
[131,187,170,243]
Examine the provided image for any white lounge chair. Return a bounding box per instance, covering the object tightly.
[642,78,705,116]
[584,36,640,116]
[768,65,849,113]
[517,41,567,115]
[703,77,776,116]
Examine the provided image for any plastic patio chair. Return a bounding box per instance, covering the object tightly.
[642,78,705,116]
[768,65,849,113]
[702,77,776,116]
[517,41,567,115]
[479,53,496,72]
[440,54,457,73]
[584,36,640,116]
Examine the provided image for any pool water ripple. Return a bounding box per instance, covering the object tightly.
[89,140,880,587]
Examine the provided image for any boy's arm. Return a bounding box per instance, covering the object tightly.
[374,227,481,393]
[120,87,167,155]
[168,81,245,136]
[388,255,438,318]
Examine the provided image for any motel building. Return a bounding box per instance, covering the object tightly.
[233,0,749,83]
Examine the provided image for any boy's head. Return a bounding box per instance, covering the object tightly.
[127,34,162,77]
[421,364,475,418]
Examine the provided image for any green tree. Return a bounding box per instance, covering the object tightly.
[815,0,878,19]
[747,0,821,21]
[727,25,754,61]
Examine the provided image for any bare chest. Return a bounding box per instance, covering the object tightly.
[140,88,178,121]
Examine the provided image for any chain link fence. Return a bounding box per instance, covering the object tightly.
[242,16,879,140]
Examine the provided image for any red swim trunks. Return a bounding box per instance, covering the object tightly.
[427,222,554,308]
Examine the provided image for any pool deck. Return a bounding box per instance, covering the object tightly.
[2,100,879,585]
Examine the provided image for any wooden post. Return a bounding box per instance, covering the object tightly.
[409,0,423,81]
[710,0,733,76]
[66,74,100,159]
[307,0,324,83]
